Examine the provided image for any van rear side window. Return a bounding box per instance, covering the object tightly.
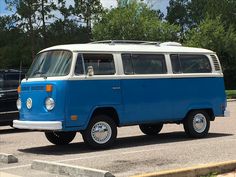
[171,54,212,73]
[122,54,167,75]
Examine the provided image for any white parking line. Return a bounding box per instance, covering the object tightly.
[0,164,31,170]
[56,147,162,163]
[57,153,114,163]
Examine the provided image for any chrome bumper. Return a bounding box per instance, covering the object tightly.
[13,120,62,130]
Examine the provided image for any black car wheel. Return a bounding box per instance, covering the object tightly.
[139,123,163,136]
[45,131,76,145]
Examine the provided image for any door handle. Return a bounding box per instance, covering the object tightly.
[112,87,120,90]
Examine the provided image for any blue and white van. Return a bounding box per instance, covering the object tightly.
[13,41,228,148]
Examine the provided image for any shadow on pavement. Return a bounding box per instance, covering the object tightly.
[18,132,233,155]
[0,127,33,134]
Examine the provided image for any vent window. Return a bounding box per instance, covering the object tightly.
[210,55,221,71]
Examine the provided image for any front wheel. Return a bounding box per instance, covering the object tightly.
[45,131,76,145]
[81,115,117,149]
[139,123,163,136]
[183,110,210,138]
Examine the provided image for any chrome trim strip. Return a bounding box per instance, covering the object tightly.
[13,120,62,130]
[0,111,18,115]
[0,89,17,93]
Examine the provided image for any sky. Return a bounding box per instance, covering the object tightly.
[0,0,169,16]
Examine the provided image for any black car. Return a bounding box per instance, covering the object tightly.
[0,69,25,126]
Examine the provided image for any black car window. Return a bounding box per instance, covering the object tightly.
[5,73,20,90]
[5,73,19,80]
[0,74,3,91]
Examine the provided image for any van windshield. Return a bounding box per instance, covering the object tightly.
[27,50,72,78]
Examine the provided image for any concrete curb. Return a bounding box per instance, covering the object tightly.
[131,160,236,177]
[0,153,18,164]
[31,160,114,177]
[0,172,21,177]
[227,99,236,102]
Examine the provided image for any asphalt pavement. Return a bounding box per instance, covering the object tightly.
[0,101,235,177]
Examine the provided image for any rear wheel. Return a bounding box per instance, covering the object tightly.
[139,123,163,136]
[45,131,76,145]
[81,115,117,149]
[183,110,210,138]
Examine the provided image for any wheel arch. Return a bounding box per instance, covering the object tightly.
[87,107,120,127]
[184,108,215,121]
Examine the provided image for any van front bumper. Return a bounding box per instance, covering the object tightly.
[13,120,62,130]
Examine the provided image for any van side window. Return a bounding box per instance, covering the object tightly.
[75,54,84,75]
[83,54,115,75]
[170,54,212,73]
[170,54,181,74]
[122,54,134,75]
[122,54,167,74]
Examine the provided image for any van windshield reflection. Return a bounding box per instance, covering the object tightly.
[27,50,72,78]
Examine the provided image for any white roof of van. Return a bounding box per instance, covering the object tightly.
[40,43,215,54]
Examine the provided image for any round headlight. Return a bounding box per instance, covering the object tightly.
[45,98,55,111]
[16,98,21,110]
[26,98,33,109]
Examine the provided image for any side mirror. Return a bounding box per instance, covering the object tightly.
[87,66,94,76]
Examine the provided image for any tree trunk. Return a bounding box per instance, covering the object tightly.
[41,0,47,47]
[28,16,35,60]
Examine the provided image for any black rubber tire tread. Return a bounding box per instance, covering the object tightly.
[183,110,210,138]
[139,123,163,136]
[45,131,76,145]
[81,114,117,149]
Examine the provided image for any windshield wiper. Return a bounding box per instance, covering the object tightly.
[41,74,47,79]
[33,71,47,79]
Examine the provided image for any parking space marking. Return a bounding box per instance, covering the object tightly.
[57,153,113,163]
[56,148,162,163]
[0,164,31,170]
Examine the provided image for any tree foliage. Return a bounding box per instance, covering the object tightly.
[93,2,180,41]
[166,0,236,89]
[185,17,236,88]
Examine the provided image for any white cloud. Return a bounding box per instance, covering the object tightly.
[100,0,118,9]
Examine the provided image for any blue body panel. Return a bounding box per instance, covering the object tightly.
[66,79,121,128]
[18,76,226,131]
[19,81,67,124]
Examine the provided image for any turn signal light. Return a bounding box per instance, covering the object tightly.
[17,86,21,93]
[46,85,53,92]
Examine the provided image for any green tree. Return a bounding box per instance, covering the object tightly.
[185,17,236,89]
[92,2,180,41]
[47,20,90,46]
[166,0,189,39]
[5,0,41,60]
[73,0,104,36]
[0,15,31,68]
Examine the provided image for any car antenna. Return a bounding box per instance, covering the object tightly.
[19,61,22,84]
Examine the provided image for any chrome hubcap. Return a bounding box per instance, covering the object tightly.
[193,113,207,133]
[91,121,111,144]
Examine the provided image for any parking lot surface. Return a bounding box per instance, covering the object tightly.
[0,101,235,177]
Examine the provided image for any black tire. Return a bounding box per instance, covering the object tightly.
[183,110,210,138]
[81,114,117,149]
[139,123,163,136]
[45,131,76,145]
